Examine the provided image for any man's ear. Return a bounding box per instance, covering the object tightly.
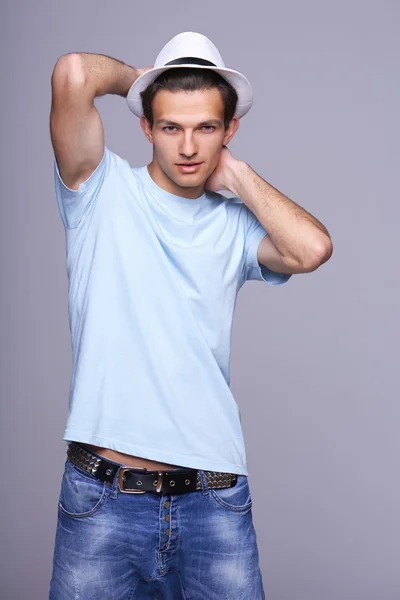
[140,114,153,143]
[223,116,240,145]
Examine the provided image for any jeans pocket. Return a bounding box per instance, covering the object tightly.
[209,474,252,512]
[58,457,110,519]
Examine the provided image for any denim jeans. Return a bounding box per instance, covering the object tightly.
[49,447,265,599]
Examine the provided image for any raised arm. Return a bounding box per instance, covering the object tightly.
[49,52,150,190]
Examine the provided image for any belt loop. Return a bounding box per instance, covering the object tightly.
[110,466,123,499]
[199,470,209,495]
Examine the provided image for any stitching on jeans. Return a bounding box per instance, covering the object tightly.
[71,565,79,600]
[128,575,143,600]
[171,568,189,599]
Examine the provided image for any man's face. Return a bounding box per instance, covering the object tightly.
[140,87,239,199]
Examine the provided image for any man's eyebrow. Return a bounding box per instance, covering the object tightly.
[155,119,223,127]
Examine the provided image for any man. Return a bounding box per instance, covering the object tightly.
[49,32,332,599]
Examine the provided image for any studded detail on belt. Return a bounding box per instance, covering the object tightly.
[67,441,238,495]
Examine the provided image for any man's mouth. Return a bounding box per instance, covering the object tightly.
[176,162,203,172]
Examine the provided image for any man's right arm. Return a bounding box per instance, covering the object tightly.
[50,53,147,191]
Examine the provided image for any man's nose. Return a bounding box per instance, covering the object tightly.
[180,133,198,157]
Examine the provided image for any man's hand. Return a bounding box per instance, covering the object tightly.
[204,146,243,193]
[136,65,154,78]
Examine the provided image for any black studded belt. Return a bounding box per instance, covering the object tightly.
[67,441,238,495]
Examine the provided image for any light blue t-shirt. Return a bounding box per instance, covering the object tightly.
[54,146,291,475]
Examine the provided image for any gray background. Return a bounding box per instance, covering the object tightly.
[1,0,398,598]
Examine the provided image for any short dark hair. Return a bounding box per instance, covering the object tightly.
[140,67,238,130]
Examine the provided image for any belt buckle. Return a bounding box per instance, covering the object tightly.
[155,471,164,493]
[118,466,147,494]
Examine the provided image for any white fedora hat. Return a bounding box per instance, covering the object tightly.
[126,31,253,119]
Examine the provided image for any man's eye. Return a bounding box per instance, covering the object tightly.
[163,126,215,132]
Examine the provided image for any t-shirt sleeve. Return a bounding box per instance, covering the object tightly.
[239,203,292,286]
[53,145,111,229]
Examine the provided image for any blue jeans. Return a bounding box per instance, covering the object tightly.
[49,448,265,599]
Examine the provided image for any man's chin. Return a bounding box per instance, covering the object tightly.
[172,170,207,186]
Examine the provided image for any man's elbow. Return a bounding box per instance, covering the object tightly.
[304,239,333,272]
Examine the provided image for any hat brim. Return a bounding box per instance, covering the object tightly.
[126,64,253,119]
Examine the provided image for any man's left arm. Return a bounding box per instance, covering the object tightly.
[228,161,333,273]
[208,148,334,274]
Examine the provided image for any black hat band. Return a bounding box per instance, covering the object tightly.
[164,57,217,67]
